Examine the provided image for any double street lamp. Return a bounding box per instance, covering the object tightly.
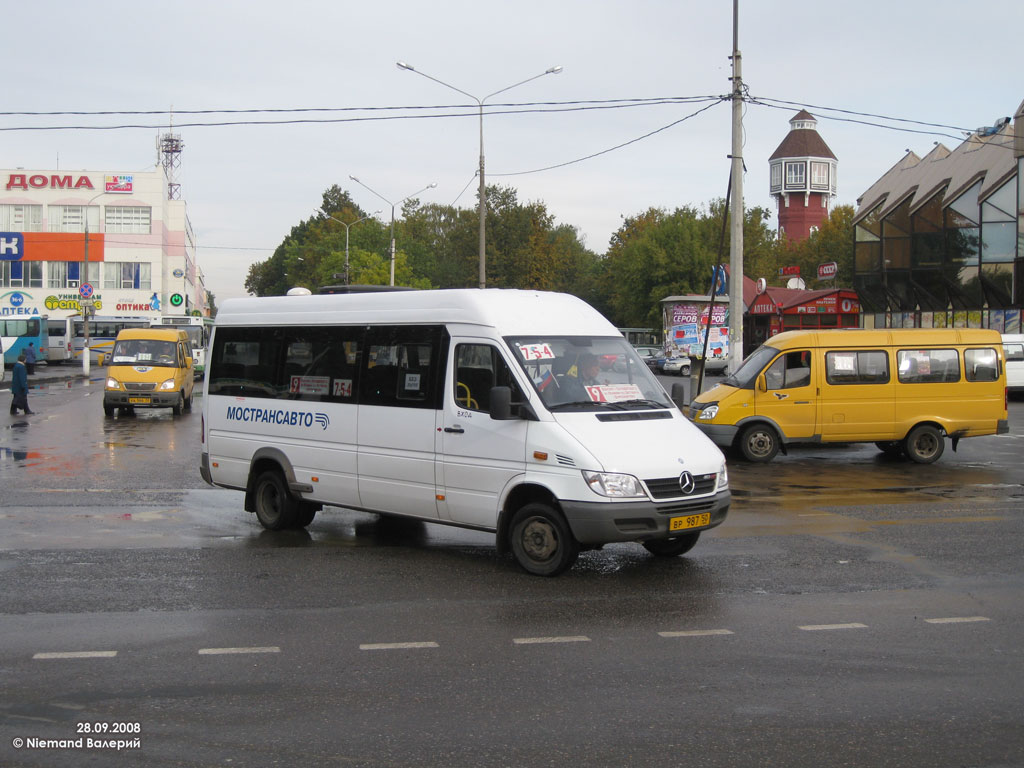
[397,61,562,289]
[319,209,381,285]
[348,176,436,286]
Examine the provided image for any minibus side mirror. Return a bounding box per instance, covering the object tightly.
[186,357,194,369]
[489,386,537,421]
[757,373,767,393]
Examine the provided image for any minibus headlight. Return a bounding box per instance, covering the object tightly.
[697,403,719,420]
[159,378,177,391]
[582,471,645,498]
[105,378,120,390]
[717,461,729,490]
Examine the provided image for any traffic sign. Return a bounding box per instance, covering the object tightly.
[79,282,94,299]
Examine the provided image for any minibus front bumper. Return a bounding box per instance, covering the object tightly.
[560,491,730,545]
[103,391,181,409]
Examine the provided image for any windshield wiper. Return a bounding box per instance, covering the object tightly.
[548,400,625,411]
[617,398,668,409]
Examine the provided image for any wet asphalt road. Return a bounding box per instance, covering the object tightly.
[0,367,1022,767]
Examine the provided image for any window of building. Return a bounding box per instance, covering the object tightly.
[770,163,782,189]
[47,261,68,288]
[0,204,43,231]
[100,262,151,290]
[811,161,829,187]
[48,205,100,233]
[105,206,152,234]
[785,162,806,187]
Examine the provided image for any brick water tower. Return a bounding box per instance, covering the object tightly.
[769,110,837,243]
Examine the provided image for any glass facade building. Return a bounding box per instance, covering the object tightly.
[853,101,1023,333]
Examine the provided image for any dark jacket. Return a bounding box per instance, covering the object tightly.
[11,361,28,395]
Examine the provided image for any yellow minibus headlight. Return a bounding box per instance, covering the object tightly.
[697,403,719,420]
[158,378,177,391]
[582,471,645,498]
[105,378,120,390]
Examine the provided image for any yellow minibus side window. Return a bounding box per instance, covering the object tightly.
[825,350,889,385]
[964,348,999,382]
[897,349,960,384]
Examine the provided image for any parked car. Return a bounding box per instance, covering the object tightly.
[632,345,662,372]
[657,355,691,376]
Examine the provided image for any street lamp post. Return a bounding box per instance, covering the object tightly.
[397,61,562,289]
[348,177,435,286]
[81,191,107,377]
[319,209,381,285]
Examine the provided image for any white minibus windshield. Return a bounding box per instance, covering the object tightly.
[509,335,672,411]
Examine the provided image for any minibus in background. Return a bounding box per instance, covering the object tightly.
[1,316,48,367]
[1003,334,1024,398]
[152,315,213,377]
[47,316,75,364]
[201,289,730,576]
[72,316,150,365]
[689,329,1008,464]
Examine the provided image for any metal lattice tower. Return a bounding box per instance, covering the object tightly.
[158,128,184,200]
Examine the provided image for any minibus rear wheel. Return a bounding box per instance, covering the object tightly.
[904,424,944,464]
[643,532,700,557]
[253,470,299,530]
[509,503,579,576]
[738,423,779,462]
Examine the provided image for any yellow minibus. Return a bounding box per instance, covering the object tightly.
[103,328,195,417]
[688,329,1008,463]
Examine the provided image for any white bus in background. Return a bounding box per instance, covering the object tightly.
[153,315,214,377]
[47,316,76,364]
[71,316,151,365]
[1003,334,1024,397]
[201,289,730,576]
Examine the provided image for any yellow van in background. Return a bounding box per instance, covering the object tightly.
[103,327,195,417]
[688,329,1008,463]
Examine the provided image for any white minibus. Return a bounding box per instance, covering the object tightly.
[200,289,730,576]
[1003,334,1024,397]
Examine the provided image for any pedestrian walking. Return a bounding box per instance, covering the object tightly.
[24,342,37,375]
[10,354,34,415]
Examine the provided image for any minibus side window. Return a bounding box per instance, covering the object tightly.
[1004,343,1024,362]
[897,349,960,383]
[453,344,524,413]
[764,350,811,390]
[964,348,998,382]
[362,325,445,409]
[283,326,363,403]
[208,327,285,398]
[825,350,889,385]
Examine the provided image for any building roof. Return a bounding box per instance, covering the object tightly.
[853,115,1018,224]
[769,111,837,161]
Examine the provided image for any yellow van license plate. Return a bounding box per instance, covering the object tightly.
[128,397,151,404]
[669,512,711,531]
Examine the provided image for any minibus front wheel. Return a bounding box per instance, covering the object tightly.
[509,503,579,577]
[738,423,780,463]
[904,424,945,464]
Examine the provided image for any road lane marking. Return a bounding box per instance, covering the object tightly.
[359,642,439,650]
[659,629,734,637]
[198,646,281,655]
[512,636,590,645]
[33,651,117,659]
[925,616,990,624]
[798,623,868,631]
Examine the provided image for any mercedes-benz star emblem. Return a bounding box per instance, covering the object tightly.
[678,471,695,494]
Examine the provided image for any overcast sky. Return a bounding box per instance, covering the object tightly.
[3,0,1020,302]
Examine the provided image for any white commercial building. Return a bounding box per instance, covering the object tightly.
[0,165,206,323]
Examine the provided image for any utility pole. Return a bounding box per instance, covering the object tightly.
[728,0,745,373]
